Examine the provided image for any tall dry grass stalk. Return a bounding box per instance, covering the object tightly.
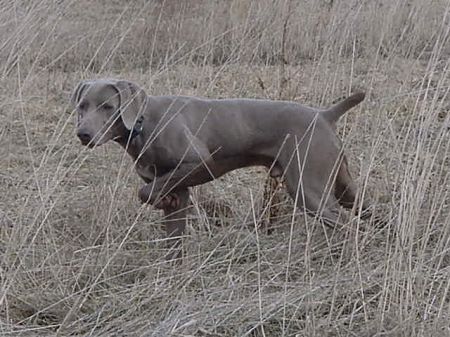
[0,0,449,336]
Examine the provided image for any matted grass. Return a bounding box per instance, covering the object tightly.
[0,1,449,336]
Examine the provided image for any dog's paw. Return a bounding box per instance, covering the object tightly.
[138,184,180,210]
[138,183,155,204]
[154,194,180,210]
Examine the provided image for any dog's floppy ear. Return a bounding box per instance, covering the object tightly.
[113,80,147,130]
[71,80,90,107]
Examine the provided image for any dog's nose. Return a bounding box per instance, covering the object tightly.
[77,130,92,145]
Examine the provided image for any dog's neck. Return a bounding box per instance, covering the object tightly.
[114,126,151,164]
[114,108,161,164]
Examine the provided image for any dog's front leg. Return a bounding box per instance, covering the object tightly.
[139,162,214,261]
[160,188,190,261]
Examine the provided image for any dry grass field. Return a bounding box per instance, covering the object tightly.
[0,0,449,336]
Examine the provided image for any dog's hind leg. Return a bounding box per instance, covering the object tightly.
[279,143,342,228]
[286,178,342,228]
[335,155,372,219]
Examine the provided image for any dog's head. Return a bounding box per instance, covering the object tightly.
[71,79,147,147]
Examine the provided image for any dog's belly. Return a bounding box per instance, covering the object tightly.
[211,155,282,178]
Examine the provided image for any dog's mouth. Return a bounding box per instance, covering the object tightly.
[79,138,97,148]
[82,136,112,148]
[77,128,111,148]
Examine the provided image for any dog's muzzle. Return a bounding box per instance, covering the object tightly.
[76,129,93,146]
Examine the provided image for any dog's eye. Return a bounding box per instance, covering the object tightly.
[78,102,88,110]
[103,103,114,111]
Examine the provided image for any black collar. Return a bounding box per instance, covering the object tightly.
[115,115,144,145]
[129,115,144,140]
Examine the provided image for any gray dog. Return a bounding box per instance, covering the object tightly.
[71,79,373,257]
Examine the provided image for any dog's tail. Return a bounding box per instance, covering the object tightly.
[321,92,365,124]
